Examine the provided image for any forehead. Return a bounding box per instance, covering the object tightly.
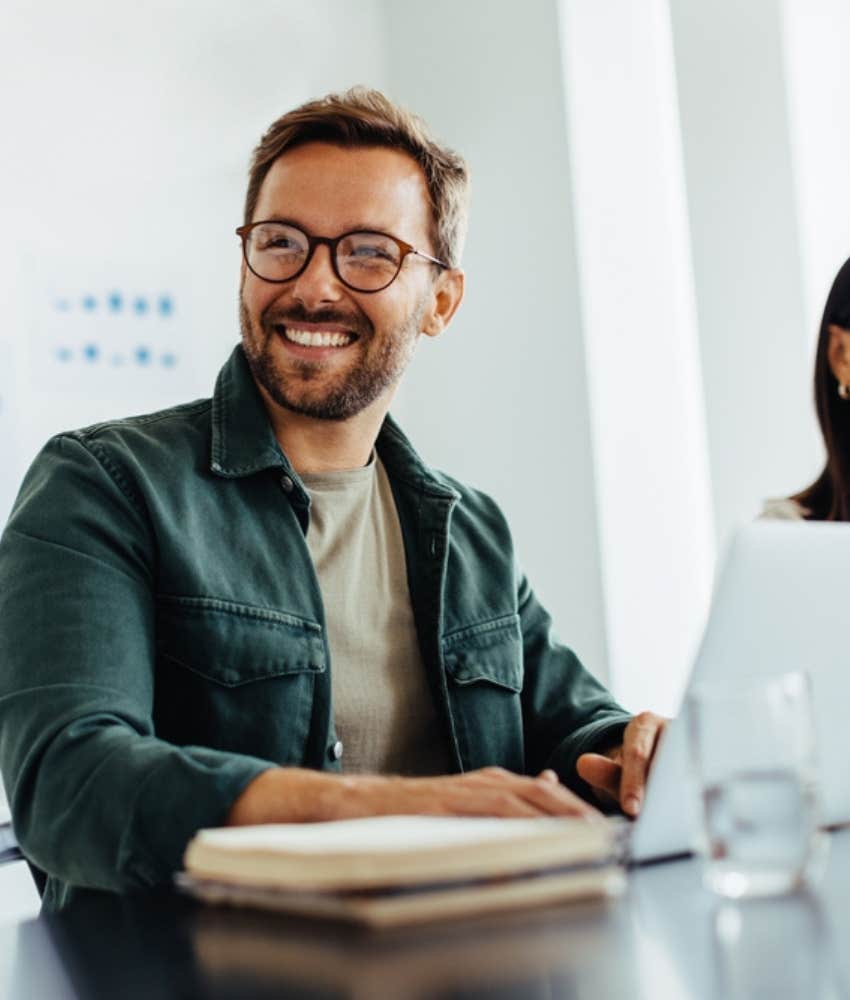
[253,142,433,242]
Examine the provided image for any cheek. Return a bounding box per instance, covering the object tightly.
[242,278,279,320]
[364,288,422,335]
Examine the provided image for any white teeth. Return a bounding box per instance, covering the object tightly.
[284,327,353,348]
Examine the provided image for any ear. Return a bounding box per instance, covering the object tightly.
[827,324,850,386]
[420,268,465,339]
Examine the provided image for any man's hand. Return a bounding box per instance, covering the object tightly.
[226,765,600,826]
[575,712,668,818]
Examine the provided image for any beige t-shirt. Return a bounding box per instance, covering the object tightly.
[302,457,453,776]
[760,497,807,520]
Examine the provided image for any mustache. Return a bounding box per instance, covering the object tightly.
[261,304,373,339]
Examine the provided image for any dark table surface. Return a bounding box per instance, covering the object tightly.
[3,830,850,1000]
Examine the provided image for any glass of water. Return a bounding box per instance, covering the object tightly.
[688,670,825,898]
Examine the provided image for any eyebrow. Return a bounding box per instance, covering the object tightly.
[258,215,399,237]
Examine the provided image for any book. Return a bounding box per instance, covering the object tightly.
[179,815,625,927]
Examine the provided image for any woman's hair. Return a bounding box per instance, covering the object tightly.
[793,256,850,520]
[243,86,469,268]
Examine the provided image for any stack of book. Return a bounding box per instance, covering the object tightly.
[178,814,625,927]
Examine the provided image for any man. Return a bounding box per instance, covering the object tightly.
[0,88,664,910]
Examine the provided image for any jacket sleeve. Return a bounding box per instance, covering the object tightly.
[0,435,274,894]
[516,572,632,800]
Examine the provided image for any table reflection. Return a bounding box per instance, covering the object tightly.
[188,901,613,999]
[711,892,849,1000]
[15,888,639,1000]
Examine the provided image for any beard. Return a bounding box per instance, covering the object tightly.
[239,292,425,422]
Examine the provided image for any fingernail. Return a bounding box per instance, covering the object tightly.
[624,794,641,816]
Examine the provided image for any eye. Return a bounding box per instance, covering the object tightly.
[253,225,306,254]
[268,236,298,250]
[339,234,400,268]
[263,237,302,254]
[351,243,394,261]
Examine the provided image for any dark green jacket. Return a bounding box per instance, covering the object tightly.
[0,346,630,910]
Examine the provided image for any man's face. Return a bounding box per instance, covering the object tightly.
[240,142,441,421]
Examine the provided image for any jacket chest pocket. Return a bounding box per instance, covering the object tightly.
[442,614,525,773]
[154,596,325,763]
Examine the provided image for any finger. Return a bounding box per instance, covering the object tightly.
[454,768,598,818]
[537,769,559,784]
[451,789,548,819]
[619,714,664,817]
[518,774,599,818]
[576,753,621,799]
[398,772,588,819]
[426,772,551,818]
[465,769,595,817]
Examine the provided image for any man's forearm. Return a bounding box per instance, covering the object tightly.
[224,766,601,825]
[225,768,403,825]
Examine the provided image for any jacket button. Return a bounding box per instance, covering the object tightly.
[330,740,344,761]
[280,475,294,493]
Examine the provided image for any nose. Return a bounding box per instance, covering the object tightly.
[290,243,344,308]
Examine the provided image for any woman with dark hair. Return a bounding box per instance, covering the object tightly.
[763,256,850,521]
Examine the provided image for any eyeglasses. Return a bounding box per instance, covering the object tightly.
[236,220,450,293]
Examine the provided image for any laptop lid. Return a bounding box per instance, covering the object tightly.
[631,520,850,862]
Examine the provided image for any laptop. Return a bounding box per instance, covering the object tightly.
[630,520,850,863]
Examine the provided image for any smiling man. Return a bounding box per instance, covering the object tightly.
[0,88,664,910]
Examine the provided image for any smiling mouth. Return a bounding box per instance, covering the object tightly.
[276,325,357,348]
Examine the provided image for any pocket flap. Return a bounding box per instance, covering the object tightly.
[156,596,325,687]
[442,615,523,692]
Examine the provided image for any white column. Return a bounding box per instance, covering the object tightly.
[558,0,715,713]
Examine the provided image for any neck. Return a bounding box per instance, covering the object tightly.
[257,386,394,474]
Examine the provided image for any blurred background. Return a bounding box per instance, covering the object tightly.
[1,0,848,716]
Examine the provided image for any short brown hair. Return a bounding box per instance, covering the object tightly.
[244,86,469,267]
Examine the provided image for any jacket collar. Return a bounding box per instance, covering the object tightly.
[375,416,460,501]
[210,346,291,478]
[210,344,459,501]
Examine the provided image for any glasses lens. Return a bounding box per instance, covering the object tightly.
[336,232,402,291]
[245,223,309,281]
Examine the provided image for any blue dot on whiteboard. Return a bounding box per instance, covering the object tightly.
[133,297,149,315]
[135,346,151,365]
[158,296,174,317]
[161,353,177,368]
[82,296,97,312]
[83,343,100,362]
[56,347,72,362]
[108,292,123,312]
